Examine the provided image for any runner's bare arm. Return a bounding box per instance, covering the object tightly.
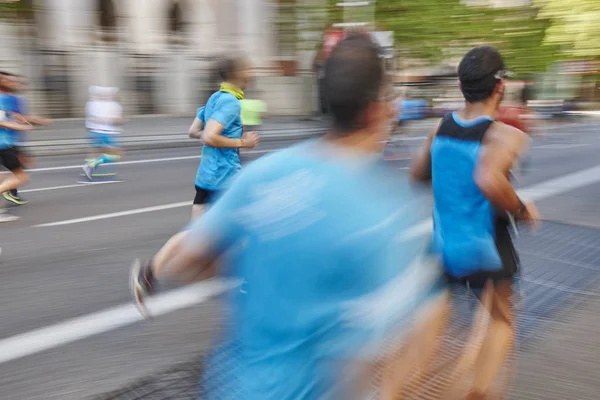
[155,232,220,283]
[0,120,29,131]
[19,114,50,126]
[410,120,441,183]
[474,124,528,214]
[188,117,204,139]
[203,119,258,148]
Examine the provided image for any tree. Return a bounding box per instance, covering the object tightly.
[533,0,600,58]
[374,0,558,74]
[296,0,558,75]
[0,0,34,20]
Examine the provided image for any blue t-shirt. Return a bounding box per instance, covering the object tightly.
[195,91,243,190]
[0,93,25,148]
[187,141,445,399]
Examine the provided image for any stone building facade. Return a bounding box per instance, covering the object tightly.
[0,0,319,117]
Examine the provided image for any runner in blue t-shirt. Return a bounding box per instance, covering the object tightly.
[129,57,258,315]
[0,72,32,221]
[0,72,50,205]
[130,35,448,399]
[187,57,259,220]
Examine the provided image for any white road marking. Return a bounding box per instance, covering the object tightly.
[518,164,600,201]
[33,164,600,229]
[35,201,192,227]
[28,149,267,173]
[21,181,122,193]
[28,155,200,172]
[4,163,600,366]
[23,150,410,196]
[0,279,238,365]
[532,144,586,150]
[398,164,600,244]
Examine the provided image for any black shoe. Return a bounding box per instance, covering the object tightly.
[130,259,156,319]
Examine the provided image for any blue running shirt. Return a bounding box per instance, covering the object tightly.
[430,112,508,278]
[0,93,24,149]
[187,140,445,400]
[195,91,243,191]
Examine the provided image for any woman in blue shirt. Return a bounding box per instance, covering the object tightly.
[188,57,259,220]
[131,57,259,316]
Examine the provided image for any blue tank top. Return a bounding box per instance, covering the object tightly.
[430,112,507,278]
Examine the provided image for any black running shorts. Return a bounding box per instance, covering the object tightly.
[14,146,32,159]
[0,147,22,171]
[193,186,222,206]
[445,217,519,290]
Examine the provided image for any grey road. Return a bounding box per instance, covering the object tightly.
[0,119,599,399]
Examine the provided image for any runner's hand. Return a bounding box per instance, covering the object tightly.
[241,131,259,149]
[518,201,540,231]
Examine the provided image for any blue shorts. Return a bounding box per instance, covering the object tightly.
[88,131,120,149]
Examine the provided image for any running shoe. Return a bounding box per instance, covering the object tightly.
[130,259,156,319]
[82,163,94,180]
[3,191,28,205]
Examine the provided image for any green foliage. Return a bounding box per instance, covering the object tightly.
[0,0,34,20]
[374,0,558,74]
[533,0,600,58]
[289,0,560,74]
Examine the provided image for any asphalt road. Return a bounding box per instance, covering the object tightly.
[0,119,599,399]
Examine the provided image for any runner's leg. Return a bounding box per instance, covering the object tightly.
[0,167,29,194]
[192,186,218,221]
[467,281,513,398]
[0,149,27,221]
[5,149,33,205]
[380,292,450,398]
[87,146,122,169]
[83,133,122,179]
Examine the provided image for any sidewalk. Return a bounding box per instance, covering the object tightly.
[90,222,600,399]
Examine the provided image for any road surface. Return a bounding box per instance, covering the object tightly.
[0,119,599,399]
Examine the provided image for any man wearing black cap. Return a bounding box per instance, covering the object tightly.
[411,46,540,399]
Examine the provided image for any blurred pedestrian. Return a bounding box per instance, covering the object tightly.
[0,72,50,205]
[131,56,259,316]
[496,87,533,175]
[240,89,267,133]
[411,46,540,400]
[186,56,259,220]
[131,33,447,400]
[313,45,328,116]
[0,72,32,222]
[82,86,124,181]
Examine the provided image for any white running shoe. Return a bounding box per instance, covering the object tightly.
[82,163,94,180]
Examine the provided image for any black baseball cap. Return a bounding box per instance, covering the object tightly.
[459,46,513,84]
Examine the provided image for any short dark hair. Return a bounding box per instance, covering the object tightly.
[458,46,506,103]
[216,57,245,82]
[324,32,384,134]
